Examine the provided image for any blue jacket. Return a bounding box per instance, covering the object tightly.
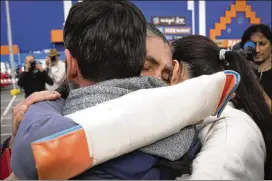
[11,99,200,180]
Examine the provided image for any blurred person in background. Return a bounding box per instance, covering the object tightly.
[17,55,53,98]
[45,49,66,91]
[172,35,272,179]
[240,24,272,100]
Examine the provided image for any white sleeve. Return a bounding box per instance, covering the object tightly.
[180,108,266,180]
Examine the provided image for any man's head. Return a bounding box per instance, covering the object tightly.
[141,23,173,83]
[25,55,35,64]
[64,1,146,87]
[25,55,36,72]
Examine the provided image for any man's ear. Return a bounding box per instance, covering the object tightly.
[65,49,78,82]
[170,59,181,85]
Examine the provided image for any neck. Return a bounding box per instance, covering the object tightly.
[78,79,96,88]
[258,55,272,72]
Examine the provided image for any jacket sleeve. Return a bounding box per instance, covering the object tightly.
[10,99,77,180]
[17,72,27,88]
[177,107,266,180]
[43,71,53,85]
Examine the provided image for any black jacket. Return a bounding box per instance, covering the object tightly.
[17,70,53,98]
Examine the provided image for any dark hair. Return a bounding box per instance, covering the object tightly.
[240,24,272,48]
[147,23,168,44]
[64,1,146,82]
[172,35,272,179]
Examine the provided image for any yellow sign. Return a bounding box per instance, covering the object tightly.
[214,39,240,48]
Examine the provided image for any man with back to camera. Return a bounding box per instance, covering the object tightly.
[45,49,66,91]
[17,55,53,98]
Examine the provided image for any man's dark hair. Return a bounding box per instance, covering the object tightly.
[64,1,146,82]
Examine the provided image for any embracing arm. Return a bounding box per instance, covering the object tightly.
[9,91,61,148]
[10,99,76,179]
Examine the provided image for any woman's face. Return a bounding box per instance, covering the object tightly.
[250,32,271,63]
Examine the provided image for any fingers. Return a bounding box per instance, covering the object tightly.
[12,104,28,136]
[24,91,61,106]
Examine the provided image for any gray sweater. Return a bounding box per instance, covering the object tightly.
[64,76,196,161]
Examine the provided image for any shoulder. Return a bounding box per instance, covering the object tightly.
[11,99,77,179]
[17,98,74,136]
[195,105,266,179]
[200,105,265,154]
[220,106,264,144]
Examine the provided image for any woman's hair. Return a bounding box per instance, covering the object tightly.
[172,35,272,179]
[240,24,272,48]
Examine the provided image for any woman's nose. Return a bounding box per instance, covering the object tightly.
[256,44,261,53]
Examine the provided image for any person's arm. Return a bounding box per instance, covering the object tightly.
[0,92,60,181]
[43,71,54,85]
[11,99,76,180]
[17,72,27,88]
[9,91,61,148]
[37,64,54,86]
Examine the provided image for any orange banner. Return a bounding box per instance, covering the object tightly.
[0,45,19,55]
[51,30,63,43]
